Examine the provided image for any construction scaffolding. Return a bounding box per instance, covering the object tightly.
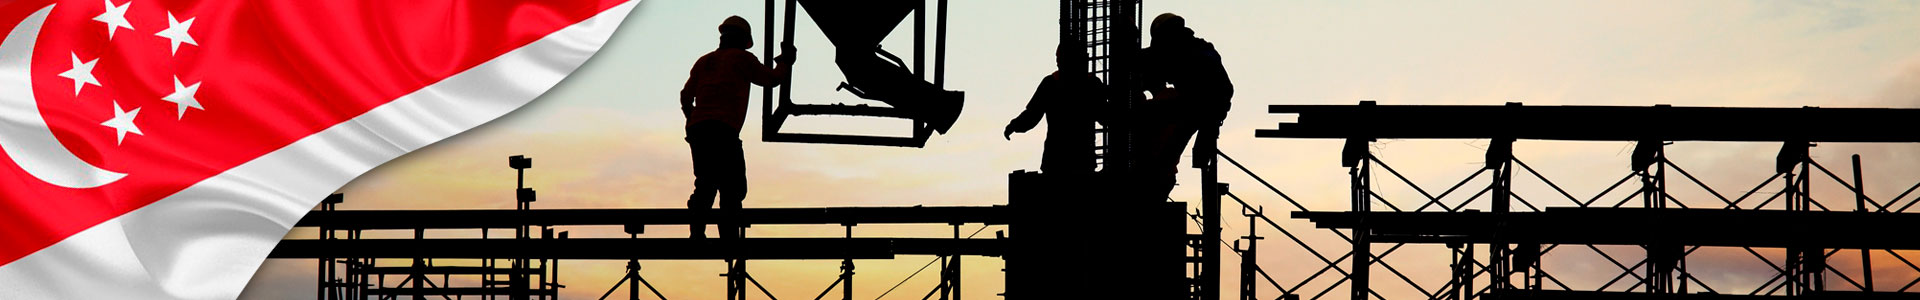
[281,202,1002,300]
[273,158,1179,300]
[262,0,1920,298]
[1231,101,1920,300]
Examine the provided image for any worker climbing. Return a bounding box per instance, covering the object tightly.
[680,16,797,239]
[1136,13,1234,200]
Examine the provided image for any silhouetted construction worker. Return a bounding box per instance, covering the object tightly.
[681,16,795,239]
[1136,13,1233,200]
[1005,44,1107,177]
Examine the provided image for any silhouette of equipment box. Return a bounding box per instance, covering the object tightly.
[1003,171,1187,299]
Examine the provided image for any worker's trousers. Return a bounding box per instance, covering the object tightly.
[686,121,747,238]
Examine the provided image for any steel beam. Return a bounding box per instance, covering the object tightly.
[362,288,559,297]
[294,206,1010,230]
[1482,289,1920,300]
[1257,103,1920,142]
[269,238,1006,260]
[1295,208,1920,250]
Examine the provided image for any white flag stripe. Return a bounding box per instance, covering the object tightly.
[0,1,637,298]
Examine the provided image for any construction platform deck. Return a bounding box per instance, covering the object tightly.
[1481,290,1920,300]
[293,206,1011,229]
[1294,207,1920,249]
[269,237,1005,260]
[1257,103,1920,142]
[279,206,1013,260]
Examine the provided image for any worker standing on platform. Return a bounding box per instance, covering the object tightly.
[681,16,795,239]
[1136,13,1234,200]
[1005,44,1107,177]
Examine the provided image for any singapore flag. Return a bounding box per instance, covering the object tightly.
[0,0,635,298]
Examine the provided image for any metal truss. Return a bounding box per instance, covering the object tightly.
[1225,102,1920,300]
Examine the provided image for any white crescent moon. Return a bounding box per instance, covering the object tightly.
[0,5,127,189]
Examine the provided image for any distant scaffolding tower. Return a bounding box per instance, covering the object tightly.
[309,155,559,300]
[1225,102,1920,300]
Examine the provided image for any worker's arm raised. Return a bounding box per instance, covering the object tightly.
[746,43,797,87]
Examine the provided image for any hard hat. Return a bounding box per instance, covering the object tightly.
[1150,13,1185,36]
[720,16,751,33]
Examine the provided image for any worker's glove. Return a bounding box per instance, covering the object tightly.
[774,42,797,65]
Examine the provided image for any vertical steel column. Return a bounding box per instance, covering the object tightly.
[630,260,642,300]
[512,156,533,300]
[1462,243,1476,300]
[1202,150,1222,300]
[934,0,947,88]
[1778,141,1811,296]
[727,259,747,300]
[317,197,331,300]
[840,259,856,300]
[950,224,963,300]
[760,0,774,137]
[356,231,366,300]
[1486,136,1515,292]
[1240,204,1260,300]
[938,253,951,300]
[1784,161,1799,296]
[377,257,385,298]
[1802,155,1825,293]
[411,258,425,299]
[1855,155,1873,292]
[1657,146,1670,294]
[1642,144,1672,294]
[1350,150,1372,300]
[484,228,492,300]
[1448,243,1465,300]
[765,0,797,137]
[843,225,855,300]
[1490,153,1510,292]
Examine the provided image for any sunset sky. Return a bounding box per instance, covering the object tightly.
[242,0,1920,299]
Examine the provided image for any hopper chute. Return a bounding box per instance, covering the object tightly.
[763,0,962,147]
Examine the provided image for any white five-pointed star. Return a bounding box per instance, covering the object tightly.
[56,52,101,96]
[154,12,197,55]
[91,0,135,40]
[161,77,203,119]
[100,101,143,145]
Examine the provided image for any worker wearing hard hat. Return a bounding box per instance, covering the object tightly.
[1137,13,1234,200]
[681,16,796,239]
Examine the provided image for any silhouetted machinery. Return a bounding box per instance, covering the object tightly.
[760,0,963,147]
